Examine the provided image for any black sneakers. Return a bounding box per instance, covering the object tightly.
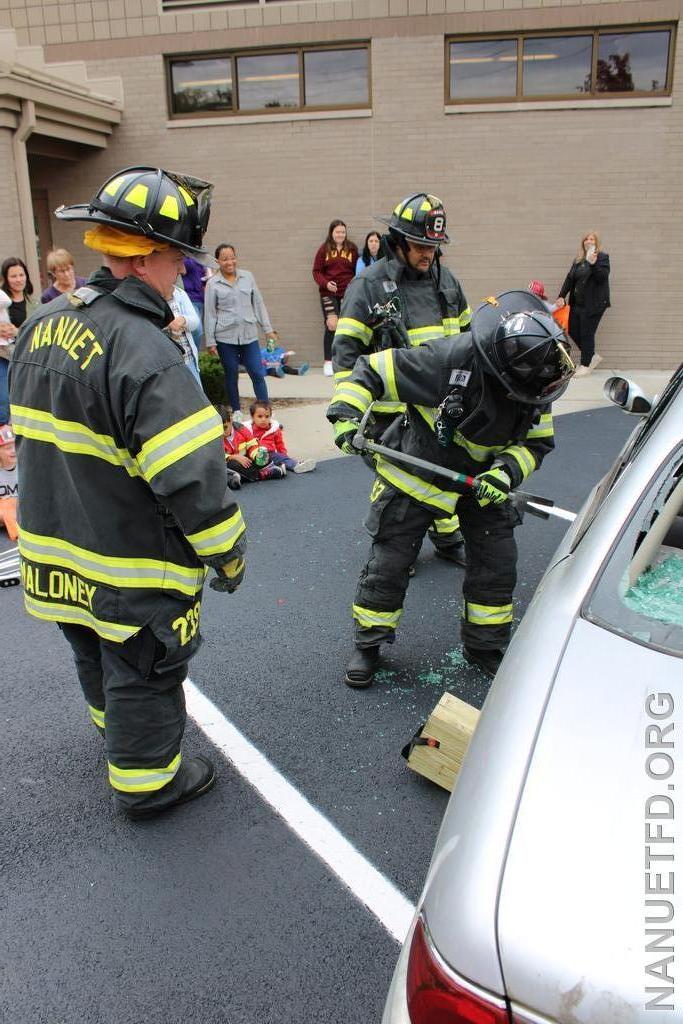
[463,647,504,679]
[345,646,381,689]
[123,755,216,820]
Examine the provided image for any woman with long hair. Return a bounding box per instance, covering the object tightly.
[556,230,610,376]
[312,219,358,375]
[356,231,385,275]
[204,243,276,413]
[1,256,36,328]
[0,256,37,424]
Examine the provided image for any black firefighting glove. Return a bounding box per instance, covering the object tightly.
[210,554,246,594]
[332,419,360,455]
[474,466,511,508]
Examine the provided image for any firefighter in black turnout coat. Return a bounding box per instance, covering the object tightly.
[332,193,471,565]
[327,290,575,688]
[10,167,246,818]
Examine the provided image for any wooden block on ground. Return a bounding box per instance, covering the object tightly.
[403,691,480,793]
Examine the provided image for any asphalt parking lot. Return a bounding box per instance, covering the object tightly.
[1,405,635,1024]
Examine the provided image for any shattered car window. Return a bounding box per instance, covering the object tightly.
[584,452,683,655]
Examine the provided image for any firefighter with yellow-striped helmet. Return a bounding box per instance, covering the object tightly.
[10,166,244,819]
[379,192,450,250]
[56,165,213,260]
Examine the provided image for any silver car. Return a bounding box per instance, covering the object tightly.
[383,370,682,1024]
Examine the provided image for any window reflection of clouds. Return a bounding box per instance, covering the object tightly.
[598,31,669,91]
[171,59,232,112]
[304,49,369,106]
[523,36,592,95]
[450,40,517,98]
[237,54,299,110]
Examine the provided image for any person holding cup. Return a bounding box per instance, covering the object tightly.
[556,231,610,377]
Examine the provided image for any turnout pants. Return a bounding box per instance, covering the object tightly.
[60,622,188,810]
[353,480,519,653]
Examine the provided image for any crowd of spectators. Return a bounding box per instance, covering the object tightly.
[0,224,610,527]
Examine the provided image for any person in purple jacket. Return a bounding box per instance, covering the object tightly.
[40,248,87,303]
[181,255,208,347]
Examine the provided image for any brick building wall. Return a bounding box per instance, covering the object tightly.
[5,0,683,368]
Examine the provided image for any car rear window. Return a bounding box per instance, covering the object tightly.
[584,450,683,655]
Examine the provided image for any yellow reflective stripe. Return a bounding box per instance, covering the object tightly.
[431,514,460,535]
[19,530,203,595]
[158,195,179,220]
[368,349,399,402]
[464,601,513,626]
[442,318,461,337]
[23,594,138,642]
[136,406,223,482]
[459,307,472,327]
[407,325,445,345]
[375,456,457,515]
[89,705,105,728]
[335,318,373,344]
[333,369,353,381]
[453,431,507,464]
[526,413,554,439]
[124,183,148,208]
[372,401,406,415]
[186,507,246,557]
[333,381,374,414]
[108,753,181,793]
[504,445,537,479]
[11,405,140,477]
[414,405,436,429]
[352,604,402,629]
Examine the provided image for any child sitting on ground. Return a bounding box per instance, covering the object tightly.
[0,423,18,540]
[218,404,286,484]
[246,401,316,475]
[260,332,310,378]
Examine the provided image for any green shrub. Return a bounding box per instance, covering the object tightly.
[198,351,225,406]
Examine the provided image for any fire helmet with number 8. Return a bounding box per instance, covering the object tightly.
[378,193,450,248]
[471,289,575,406]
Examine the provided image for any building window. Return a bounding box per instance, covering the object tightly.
[170,57,232,114]
[447,25,674,102]
[167,44,371,118]
[237,53,299,111]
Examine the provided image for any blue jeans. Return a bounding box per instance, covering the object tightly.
[270,452,297,472]
[217,340,269,412]
[0,358,9,424]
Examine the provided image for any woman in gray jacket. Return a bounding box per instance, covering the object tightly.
[204,243,277,411]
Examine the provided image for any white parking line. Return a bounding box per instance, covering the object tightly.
[186,678,416,944]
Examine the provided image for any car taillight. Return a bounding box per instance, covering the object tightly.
[407,917,511,1024]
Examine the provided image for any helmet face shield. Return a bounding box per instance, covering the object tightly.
[471,291,575,405]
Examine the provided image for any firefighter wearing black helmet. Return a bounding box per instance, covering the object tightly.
[327,290,575,688]
[10,166,245,818]
[331,193,471,565]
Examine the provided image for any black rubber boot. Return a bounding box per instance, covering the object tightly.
[463,647,504,679]
[434,541,466,568]
[345,646,381,689]
[123,755,216,821]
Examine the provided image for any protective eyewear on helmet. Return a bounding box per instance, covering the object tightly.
[166,170,213,240]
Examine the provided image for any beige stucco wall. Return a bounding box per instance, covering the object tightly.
[7,0,683,368]
[0,129,24,262]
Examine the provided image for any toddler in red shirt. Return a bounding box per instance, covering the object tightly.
[218,405,286,484]
[245,401,316,475]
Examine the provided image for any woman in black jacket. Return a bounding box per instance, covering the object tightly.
[556,231,610,376]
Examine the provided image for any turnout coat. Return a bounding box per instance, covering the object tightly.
[10,268,246,656]
[327,332,555,517]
